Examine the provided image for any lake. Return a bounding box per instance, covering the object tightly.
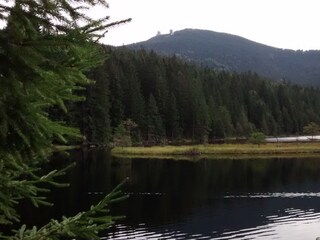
[21,149,320,239]
[266,135,320,142]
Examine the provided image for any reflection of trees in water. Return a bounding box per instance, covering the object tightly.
[120,157,320,226]
[23,151,320,231]
[21,149,132,227]
[105,156,320,239]
[130,157,320,195]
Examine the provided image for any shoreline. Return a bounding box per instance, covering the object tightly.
[111,142,320,158]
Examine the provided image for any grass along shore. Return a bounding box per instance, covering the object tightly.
[111,142,320,157]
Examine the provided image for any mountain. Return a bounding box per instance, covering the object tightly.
[127,29,320,86]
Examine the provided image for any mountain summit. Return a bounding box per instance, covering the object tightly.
[128,29,320,86]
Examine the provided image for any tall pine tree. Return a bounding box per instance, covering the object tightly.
[166,93,181,139]
[147,94,165,143]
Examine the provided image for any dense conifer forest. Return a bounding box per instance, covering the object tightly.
[68,47,320,145]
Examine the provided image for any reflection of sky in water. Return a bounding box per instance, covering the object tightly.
[102,156,320,239]
[217,208,320,240]
[104,194,320,240]
[104,212,320,240]
[225,192,320,198]
[104,209,320,240]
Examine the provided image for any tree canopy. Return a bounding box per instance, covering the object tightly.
[0,1,130,239]
[73,47,320,145]
[303,122,320,138]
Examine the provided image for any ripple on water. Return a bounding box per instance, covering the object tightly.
[224,192,320,199]
[103,193,320,240]
[213,207,320,240]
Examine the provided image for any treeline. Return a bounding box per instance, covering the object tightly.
[65,47,320,145]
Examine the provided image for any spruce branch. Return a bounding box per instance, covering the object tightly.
[3,179,129,240]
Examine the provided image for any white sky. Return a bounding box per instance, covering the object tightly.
[97,0,320,50]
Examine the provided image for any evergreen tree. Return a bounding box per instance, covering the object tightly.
[218,106,234,137]
[126,64,146,130]
[110,70,125,129]
[113,122,132,147]
[147,94,165,143]
[213,119,226,139]
[303,122,320,139]
[86,65,111,145]
[265,113,277,135]
[0,1,130,239]
[82,47,320,142]
[166,93,181,139]
[236,107,253,137]
[249,132,266,145]
[194,98,211,143]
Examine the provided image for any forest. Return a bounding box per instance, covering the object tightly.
[68,46,320,145]
[2,1,320,239]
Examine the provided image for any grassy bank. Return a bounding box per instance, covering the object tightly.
[53,145,80,152]
[111,142,320,158]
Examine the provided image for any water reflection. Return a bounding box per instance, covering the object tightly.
[106,155,320,239]
[20,150,320,239]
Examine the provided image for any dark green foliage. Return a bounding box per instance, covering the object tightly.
[215,106,234,138]
[109,68,125,129]
[112,119,137,147]
[6,180,127,240]
[0,0,130,239]
[113,123,131,147]
[194,98,211,143]
[236,107,253,137]
[166,93,181,139]
[85,65,112,145]
[128,28,320,86]
[146,94,165,143]
[303,122,320,138]
[126,64,146,132]
[79,47,320,143]
[249,132,266,145]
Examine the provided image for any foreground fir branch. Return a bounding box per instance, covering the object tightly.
[0,0,130,239]
[0,153,73,225]
[1,180,128,240]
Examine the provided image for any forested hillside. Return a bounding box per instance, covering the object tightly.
[66,47,320,145]
[128,29,320,86]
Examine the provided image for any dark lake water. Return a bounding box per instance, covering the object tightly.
[21,149,320,239]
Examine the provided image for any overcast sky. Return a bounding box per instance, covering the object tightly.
[98,0,320,50]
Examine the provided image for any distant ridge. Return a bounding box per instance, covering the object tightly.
[127,29,320,86]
